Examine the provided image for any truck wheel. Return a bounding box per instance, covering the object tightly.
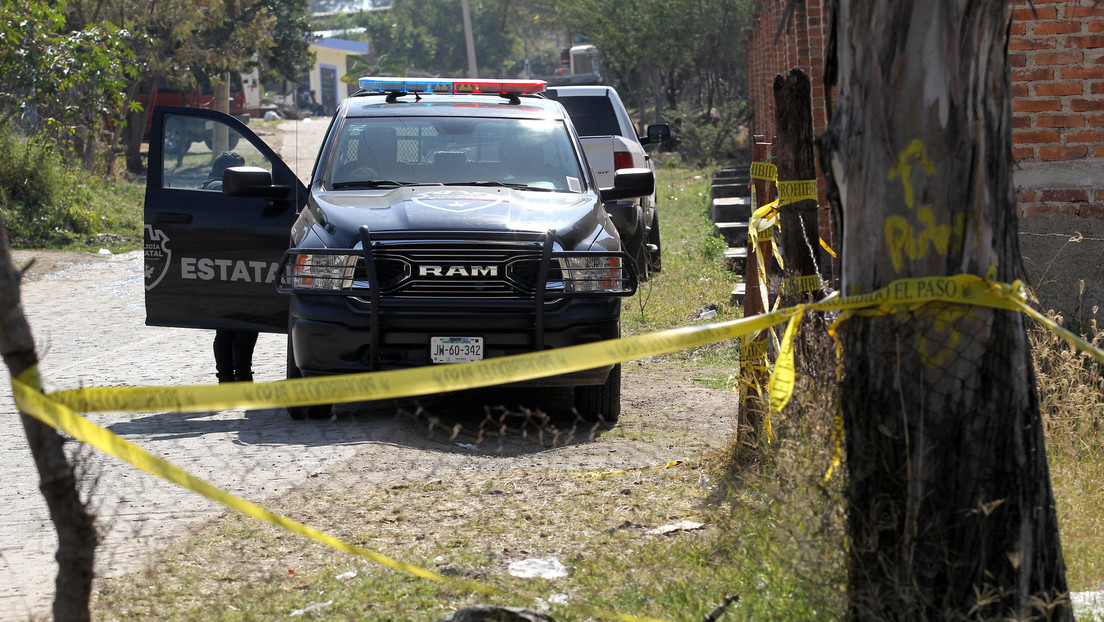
[286,332,333,420]
[628,205,649,282]
[574,364,621,423]
[646,214,662,273]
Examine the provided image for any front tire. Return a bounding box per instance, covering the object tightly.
[574,364,621,423]
[286,330,332,420]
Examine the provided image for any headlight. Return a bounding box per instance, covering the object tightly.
[557,255,633,294]
[287,253,357,290]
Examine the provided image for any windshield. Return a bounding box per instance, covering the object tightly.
[326,116,586,192]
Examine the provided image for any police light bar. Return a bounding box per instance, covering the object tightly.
[358,77,547,96]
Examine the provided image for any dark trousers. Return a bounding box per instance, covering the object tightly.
[214,330,259,382]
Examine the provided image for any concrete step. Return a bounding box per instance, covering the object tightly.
[714,221,749,247]
[711,182,751,200]
[712,196,752,222]
[723,246,747,273]
[713,167,750,182]
[730,281,779,309]
[723,245,780,276]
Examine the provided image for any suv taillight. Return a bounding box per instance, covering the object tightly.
[613,151,634,171]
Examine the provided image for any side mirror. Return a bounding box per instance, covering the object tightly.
[599,168,655,202]
[640,123,671,146]
[222,166,292,199]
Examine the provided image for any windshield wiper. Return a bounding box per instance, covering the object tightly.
[443,181,554,191]
[330,180,434,189]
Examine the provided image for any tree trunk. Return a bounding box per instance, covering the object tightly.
[773,67,824,305]
[819,1,1071,620]
[0,231,97,621]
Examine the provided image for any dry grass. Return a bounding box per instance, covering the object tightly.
[1031,313,1104,592]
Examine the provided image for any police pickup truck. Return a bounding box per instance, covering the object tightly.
[143,77,654,421]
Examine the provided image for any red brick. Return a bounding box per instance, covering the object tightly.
[1079,203,1104,217]
[1089,21,1104,33]
[1071,6,1104,18]
[1013,7,1058,20]
[1094,144,1104,157]
[1066,129,1104,143]
[1013,146,1036,160]
[1011,37,1057,50]
[1033,22,1081,35]
[1070,35,1104,48]
[1015,130,1061,143]
[1041,188,1089,202]
[1013,115,1032,129]
[1037,114,1087,127]
[1061,67,1104,79]
[1036,51,1085,65]
[1015,68,1055,82]
[1027,203,1077,217]
[1071,98,1104,111]
[1090,114,1104,126]
[1014,99,1062,112]
[1095,189,1104,201]
[1039,145,1089,159]
[1009,53,1029,68]
[1034,82,1083,96]
[1094,83,1104,94]
[1011,22,1027,36]
[1018,189,1038,202]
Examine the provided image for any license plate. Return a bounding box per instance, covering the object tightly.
[430,336,484,363]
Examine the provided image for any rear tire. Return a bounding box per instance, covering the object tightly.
[574,364,621,423]
[286,330,332,420]
[646,213,662,273]
[628,205,649,282]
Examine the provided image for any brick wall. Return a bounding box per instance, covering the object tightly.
[746,0,1104,327]
[745,0,834,253]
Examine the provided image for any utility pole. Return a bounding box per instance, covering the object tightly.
[461,0,478,78]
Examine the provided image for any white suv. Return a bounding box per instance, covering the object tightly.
[545,85,669,280]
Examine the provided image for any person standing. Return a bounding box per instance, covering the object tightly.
[203,151,259,382]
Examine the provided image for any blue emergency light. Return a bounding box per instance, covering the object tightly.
[358,77,547,96]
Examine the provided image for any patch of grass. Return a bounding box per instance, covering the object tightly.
[622,165,743,369]
[1031,314,1104,591]
[0,123,143,252]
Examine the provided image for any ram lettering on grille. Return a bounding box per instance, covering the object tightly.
[417,265,499,277]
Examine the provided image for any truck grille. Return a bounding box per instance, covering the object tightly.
[353,242,561,298]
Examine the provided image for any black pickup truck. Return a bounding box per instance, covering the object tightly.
[143,77,654,421]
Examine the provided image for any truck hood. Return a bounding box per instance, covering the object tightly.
[305,186,610,249]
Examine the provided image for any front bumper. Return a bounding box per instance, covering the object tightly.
[289,294,620,386]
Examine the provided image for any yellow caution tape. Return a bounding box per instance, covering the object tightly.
[820,237,837,258]
[750,160,777,181]
[16,272,1104,621]
[11,370,676,622]
[780,274,823,295]
[50,311,793,414]
[776,180,818,206]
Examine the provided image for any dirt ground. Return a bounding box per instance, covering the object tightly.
[2,244,739,622]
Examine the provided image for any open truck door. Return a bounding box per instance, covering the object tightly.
[144,106,307,332]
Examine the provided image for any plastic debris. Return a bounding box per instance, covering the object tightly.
[290,600,333,616]
[98,248,112,255]
[648,520,706,535]
[695,302,718,320]
[455,443,478,450]
[336,571,357,580]
[508,556,568,579]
